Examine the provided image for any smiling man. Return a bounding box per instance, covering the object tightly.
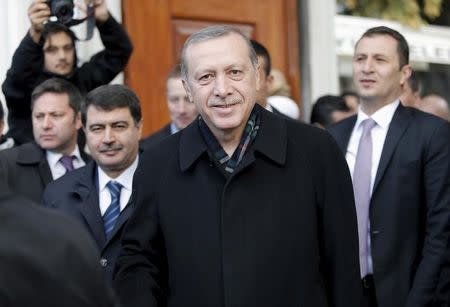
[0,78,88,203]
[328,26,450,307]
[42,84,142,282]
[114,25,362,307]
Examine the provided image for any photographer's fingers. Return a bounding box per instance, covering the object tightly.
[28,0,51,43]
[93,0,109,23]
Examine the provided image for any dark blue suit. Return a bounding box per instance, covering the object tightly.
[328,104,450,307]
[42,161,136,281]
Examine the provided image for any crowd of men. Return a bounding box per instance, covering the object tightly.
[0,1,449,307]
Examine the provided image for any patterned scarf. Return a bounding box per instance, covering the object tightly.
[199,107,260,173]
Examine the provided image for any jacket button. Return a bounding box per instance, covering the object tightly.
[100,258,108,267]
[372,230,380,235]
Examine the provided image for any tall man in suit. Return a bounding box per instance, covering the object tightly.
[141,65,198,148]
[43,84,142,281]
[0,78,88,202]
[114,25,362,307]
[328,26,450,307]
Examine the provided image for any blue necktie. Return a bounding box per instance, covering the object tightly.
[103,181,122,239]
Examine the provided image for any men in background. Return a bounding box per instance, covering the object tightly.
[141,65,198,148]
[0,100,14,151]
[418,94,450,121]
[250,39,292,118]
[400,69,422,107]
[2,0,133,145]
[0,193,118,307]
[43,84,142,281]
[328,26,449,307]
[0,78,88,203]
[114,25,361,307]
[267,68,300,120]
[311,95,353,128]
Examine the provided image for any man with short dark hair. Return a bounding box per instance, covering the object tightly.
[43,84,142,282]
[141,65,198,148]
[328,26,450,307]
[0,78,88,203]
[114,25,361,307]
[400,69,422,107]
[250,39,293,118]
[310,95,352,128]
[2,0,133,145]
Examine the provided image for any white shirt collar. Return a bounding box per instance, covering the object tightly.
[46,146,83,168]
[97,154,139,193]
[355,99,400,130]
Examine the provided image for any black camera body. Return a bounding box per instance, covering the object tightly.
[47,0,74,25]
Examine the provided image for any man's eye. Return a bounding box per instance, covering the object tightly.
[200,74,213,81]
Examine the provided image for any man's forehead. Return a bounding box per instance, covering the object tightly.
[44,32,73,47]
[87,106,132,120]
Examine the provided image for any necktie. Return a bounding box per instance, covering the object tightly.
[59,155,75,173]
[352,118,377,277]
[103,181,122,239]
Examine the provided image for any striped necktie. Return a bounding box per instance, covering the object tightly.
[103,181,122,239]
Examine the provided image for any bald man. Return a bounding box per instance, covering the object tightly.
[417,95,449,121]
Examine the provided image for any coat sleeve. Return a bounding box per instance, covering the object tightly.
[313,130,363,307]
[77,15,133,91]
[113,157,167,307]
[406,120,450,306]
[1,33,43,119]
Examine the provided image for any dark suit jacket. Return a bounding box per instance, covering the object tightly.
[328,104,450,307]
[140,123,172,150]
[114,105,362,307]
[42,161,136,281]
[0,193,118,307]
[0,142,89,203]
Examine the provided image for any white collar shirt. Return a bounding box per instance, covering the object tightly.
[46,146,86,180]
[97,155,139,216]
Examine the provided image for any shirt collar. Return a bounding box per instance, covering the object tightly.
[46,146,83,168]
[355,99,400,130]
[170,122,179,134]
[97,154,139,192]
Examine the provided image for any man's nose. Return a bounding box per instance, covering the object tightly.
[213,75,232,97]
[42,115,53,129]
[102,127,115,143]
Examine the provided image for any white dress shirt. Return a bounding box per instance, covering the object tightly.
[345,99,400,274]
[97,155,139,216]
[46,146,86,180]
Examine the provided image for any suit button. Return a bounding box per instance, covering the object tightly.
[100,258,108,267]
[372,230,380,235]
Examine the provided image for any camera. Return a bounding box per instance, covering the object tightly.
[47,0,74,25]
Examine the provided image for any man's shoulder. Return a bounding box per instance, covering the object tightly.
[45,163,93,198]
[140,124,172,150]
[0,142,44,165]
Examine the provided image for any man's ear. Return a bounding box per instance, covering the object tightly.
[400,64,412,86]
[182,79,193,103]
[75,112,82,130]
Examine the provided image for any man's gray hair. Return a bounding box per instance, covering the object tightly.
[180,25,258,81]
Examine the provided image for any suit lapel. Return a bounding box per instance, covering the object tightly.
[372,104,411,194]
[75,163,106,248]
[38,157,53,186]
